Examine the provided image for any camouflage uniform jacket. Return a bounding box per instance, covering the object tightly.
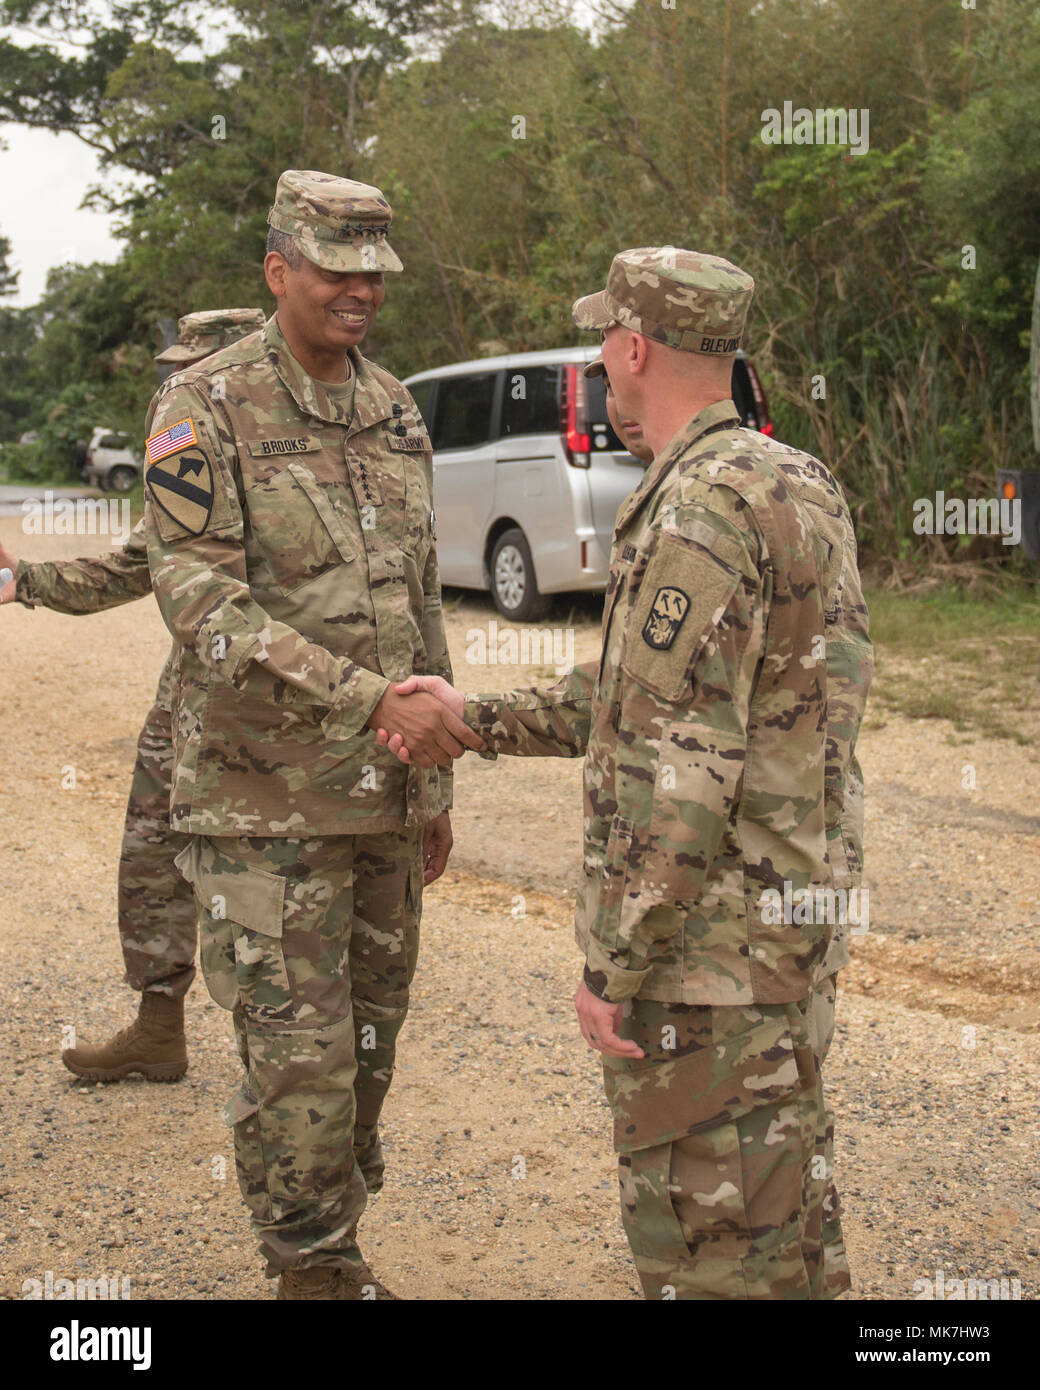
[465,399,872,1005]
[143,314,452,836]
[15,520,179,709]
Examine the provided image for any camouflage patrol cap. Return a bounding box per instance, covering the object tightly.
[155,307,266,363]
[268,169,403,274]
[572,247,754,355]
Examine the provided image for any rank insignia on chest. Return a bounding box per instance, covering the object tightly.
[642,586,690,650]
[146,451,215,536]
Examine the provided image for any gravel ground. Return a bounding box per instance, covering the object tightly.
[0,520,1037,1301]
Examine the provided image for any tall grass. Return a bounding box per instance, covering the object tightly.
[765,313,1032,574]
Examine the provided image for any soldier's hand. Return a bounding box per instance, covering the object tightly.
[422,809,453,885]
[390,673,464,716]
[574,981,644,1059]
[0,539,18,604]
[373,675,483,763]
[367,687,483,768]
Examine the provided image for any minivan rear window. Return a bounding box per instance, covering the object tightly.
[408,379,434,431]
[431,373,496,450]
[583,376,625,452]
[500,366,560,437]
[730,359,756,428]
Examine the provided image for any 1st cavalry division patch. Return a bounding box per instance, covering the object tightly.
[642,586,690,650]
[145,418,214,536]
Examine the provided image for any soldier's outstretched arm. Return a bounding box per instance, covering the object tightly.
[463,664,595,757]
[375,665,597,761]
[0,522,153,614]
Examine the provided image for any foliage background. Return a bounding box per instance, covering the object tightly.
[0,0,1037,573]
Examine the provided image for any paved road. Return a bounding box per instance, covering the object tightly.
[0,482,103,517]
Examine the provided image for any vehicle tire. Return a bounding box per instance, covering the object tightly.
[489,527,551,622]
[107,467,138,493]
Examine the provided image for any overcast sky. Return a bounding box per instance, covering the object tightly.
[0,123,123,308]
[0,1,605,309]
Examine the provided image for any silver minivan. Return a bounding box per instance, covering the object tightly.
[403,346,770,619]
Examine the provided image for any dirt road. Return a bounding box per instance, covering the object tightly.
[0,520,1037,1300]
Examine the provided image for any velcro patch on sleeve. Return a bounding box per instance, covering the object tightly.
[623,532,745,703]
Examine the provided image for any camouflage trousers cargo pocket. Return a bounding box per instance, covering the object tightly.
[603,997,827,1300]
[174,839,292,1021]
[222,1008,367,1271]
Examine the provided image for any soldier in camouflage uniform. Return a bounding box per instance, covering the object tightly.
[141,169,482,1300]
[2,307,418,1195]
[595,356,854,1296]
[380,248,872,1299]
[0,311,265,1085]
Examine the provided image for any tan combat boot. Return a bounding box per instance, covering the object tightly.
[61,993,188,1082]
[340,1260,398,1300]
[277,1261,398,1301]
[277,1267,342,1300]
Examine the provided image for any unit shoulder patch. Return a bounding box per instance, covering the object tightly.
[641,586,690,650]
[145,408,235,541]
[146,451,216,537]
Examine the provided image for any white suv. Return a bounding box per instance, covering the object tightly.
[404,346,771,619]
[83,427,140,492]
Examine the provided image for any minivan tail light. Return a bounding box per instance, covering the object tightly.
[561,365,591,467]
[744,359,772,435]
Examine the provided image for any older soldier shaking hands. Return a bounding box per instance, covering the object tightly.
[142,169,483,1300]
[377,248,873,1301]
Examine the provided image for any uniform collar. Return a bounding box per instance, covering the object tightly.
[263,313,395,431]
[613,397,742,537]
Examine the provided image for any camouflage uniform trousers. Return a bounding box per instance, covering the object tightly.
[810,972,850,1298]
[176,829,422,1275]
[118,700,196,1000]
[602,978,850,1300]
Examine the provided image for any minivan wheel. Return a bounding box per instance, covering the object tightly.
[107,467,137,493]
[490,528,551,622]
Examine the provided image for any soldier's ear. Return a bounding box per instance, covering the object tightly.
[630,332,651,376]
[264,252,290,299]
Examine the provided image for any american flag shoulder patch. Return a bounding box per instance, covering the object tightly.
[146,417,198,464]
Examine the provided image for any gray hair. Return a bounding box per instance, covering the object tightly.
[266,227,302,268]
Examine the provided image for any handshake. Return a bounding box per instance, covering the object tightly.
[364,675,484,768]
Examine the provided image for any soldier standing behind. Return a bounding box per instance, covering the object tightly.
[142,170,481,1299]
[1,310,264,1084]
[381,248,872,1299]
